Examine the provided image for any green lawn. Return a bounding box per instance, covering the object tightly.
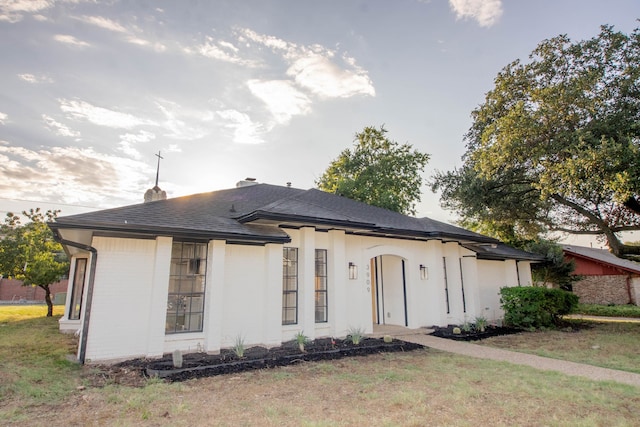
[574,303,640,318]
[480,320,640,373]
[1,306,639,426]
[0,305,81,409]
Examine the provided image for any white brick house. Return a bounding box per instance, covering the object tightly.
[50,182,540,363]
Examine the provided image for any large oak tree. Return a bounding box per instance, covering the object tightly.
[432,25,640,258]
[317,125,430,216]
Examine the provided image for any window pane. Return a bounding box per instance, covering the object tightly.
[188,295,204,312]
[282,307,296,325]
[182,243,195,259]
[282,277,295,291]
[193,276,206,293]
[170,259,186,276]
[165,314,177,333]
[315,276,327,291]
[315,304,327,323]
[69,258,87,320]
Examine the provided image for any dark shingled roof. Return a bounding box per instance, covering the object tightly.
[462,243,545,262]
[50,183,531,250]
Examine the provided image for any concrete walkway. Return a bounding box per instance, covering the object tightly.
[372,325,640,388]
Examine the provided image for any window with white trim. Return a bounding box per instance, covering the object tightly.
[166,242,207,334]
[315,249,328,323]
[69,258,87,320]
[282,247,298,325]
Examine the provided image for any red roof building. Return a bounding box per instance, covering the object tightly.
[563,245,640,306]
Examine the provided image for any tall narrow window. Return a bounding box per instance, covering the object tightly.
[166,242,207,334]
[459,258,467,313]
[69,258,87,320]
[282,247,298,325]
[443,257,450,314]
[315,249,328,323]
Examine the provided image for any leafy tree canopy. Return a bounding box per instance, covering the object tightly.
[0,209,69,316]
[317,125,430,216]
[432,25,640,258]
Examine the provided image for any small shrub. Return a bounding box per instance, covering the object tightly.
[452,327,461,335]
[347,327,364,345]
[295,331,308,352]
[383,335,393,343]
[233,335,245,358]
[474,316,488,332]
[461,321,473,333]
[500,286,578,329]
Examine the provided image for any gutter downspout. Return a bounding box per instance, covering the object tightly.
[56,236,97,364]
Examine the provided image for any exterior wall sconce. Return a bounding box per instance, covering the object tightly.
[420,264,428,280]
[348,262,358,280]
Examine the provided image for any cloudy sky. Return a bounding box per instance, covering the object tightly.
[1,0,639,230]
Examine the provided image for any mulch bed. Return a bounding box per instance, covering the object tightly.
[109,337,423,383]
[430,325,522,341]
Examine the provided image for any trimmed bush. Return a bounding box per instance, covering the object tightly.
[500,286,579,329]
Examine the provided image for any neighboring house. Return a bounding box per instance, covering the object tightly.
[50,180,541,363]
[0,278,68,303]
[563,245,640,306]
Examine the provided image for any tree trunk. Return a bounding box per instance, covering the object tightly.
[40,285,53,317]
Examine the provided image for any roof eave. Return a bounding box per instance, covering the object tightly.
[50,221,291,245]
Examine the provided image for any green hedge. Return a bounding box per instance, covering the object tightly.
[500,286,579,329]
[575,303,640,318]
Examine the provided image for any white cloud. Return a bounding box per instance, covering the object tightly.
[0,144,152,205]
[78,15,127,33]
[189,36,258,67]
[59,99,154,129]
[0,0,52,22]
[42,114,80,138]
[54,34,90,47]
[118,130,156,159]
[240,28,289,51]
[240,28,375,99]
[216,109,265,144]
[1,0,91,23]
[74,14,165,51]
[18,73,53,83]
[247,79,312,124]
[287,52,375,98]
[449,0,503,27]
[0,112,7,124]
[125,35,165,52]
[155,99,214,140]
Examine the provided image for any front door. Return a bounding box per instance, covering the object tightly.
[371,255,407,326]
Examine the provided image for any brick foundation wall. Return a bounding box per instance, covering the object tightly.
[572,275,632,305]
[0,278,68,302]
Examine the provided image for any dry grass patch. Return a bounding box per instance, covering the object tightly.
[479,321,640,373]
[3,307,640,426]
[11,350,640,427]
